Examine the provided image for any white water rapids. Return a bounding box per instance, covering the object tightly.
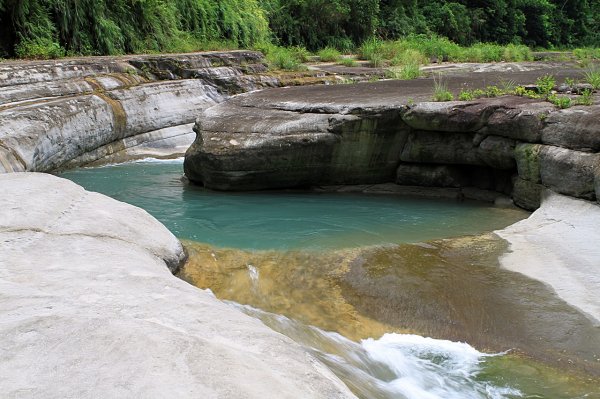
[227,299,522,399]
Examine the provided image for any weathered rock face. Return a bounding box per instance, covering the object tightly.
[0,173,356,399]
[184,83,600,210]
[184,93,410,190]
[0,51,278,172]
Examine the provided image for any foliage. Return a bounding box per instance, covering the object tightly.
[15,37,64,59]
[514,86,541,99]
[547,94,572,109]
[264,45,306,71]
[432,74,453,101]
[338,57,358,67]
[576,89,594,106]
[536,74,556,96]
[0,0,269,58]
[386,62,421,80]
[2,0,600,59]
[583,67,600,89]
[317,47,341,62]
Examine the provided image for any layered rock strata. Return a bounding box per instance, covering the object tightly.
[0,173,355,399]
[185,83,600,210]
[0,51,277,173]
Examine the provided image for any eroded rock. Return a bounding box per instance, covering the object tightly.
[0,173,355,399]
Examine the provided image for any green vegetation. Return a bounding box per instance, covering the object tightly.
[583,67,600,89]
[261,0,600,51]
[536,75,556,96]
[338,57,358,67]
[356,36,532,67]
[317,47,341,62]
[258,44,307,71]
[547,94,572,109]
[576,89,594,105]
[0,0,269,58]
[2,0,600,60]
[386,63,421,80]
[432,75,453,101]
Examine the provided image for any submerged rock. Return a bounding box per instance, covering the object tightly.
[0,173,355,399]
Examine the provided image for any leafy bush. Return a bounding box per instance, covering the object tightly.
[15,38,65,59]
[548,94,572,109]
[536,74,556,96]
[458,89,475,101]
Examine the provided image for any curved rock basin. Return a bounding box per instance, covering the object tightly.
[61,159,600,398]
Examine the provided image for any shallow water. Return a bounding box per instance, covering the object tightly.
[61,160,600,399]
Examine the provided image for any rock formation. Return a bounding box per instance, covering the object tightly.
[0,51,278,172]
[184,82,600,210]
[0,173,356,399]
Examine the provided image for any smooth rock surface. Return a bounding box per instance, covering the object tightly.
[0,173,355,399]
[496,190,600,324]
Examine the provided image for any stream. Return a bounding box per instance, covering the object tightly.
[61,158,600,399]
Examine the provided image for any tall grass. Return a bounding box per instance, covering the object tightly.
[583,67,600,89]
[357,35,533,66]
[317,47,341,62]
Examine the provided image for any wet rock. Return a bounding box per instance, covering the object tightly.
[539,146,599,200]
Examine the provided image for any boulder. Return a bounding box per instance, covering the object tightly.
[0,173,355,399]
[185,94,409,190]
[480,100,550,142]
[542,106,600,152]
[539,146,599,200]
[512,177,544,210]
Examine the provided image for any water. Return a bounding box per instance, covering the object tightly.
[60,159,527,250]
[61,159,599,398]
[231,302,522,399]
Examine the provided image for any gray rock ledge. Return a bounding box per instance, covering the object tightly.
[496,190,600,325]
[0,173,355,399]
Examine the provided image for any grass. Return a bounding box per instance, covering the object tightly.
[583,67,600,89]
[318,47,341,62]
[338,57,358,67]
[576,89,594,105]
[258,44,307,71]
[432,74,453,101]
[573,48,600,61]
[357,35,533,67]
[386,63,421,80]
